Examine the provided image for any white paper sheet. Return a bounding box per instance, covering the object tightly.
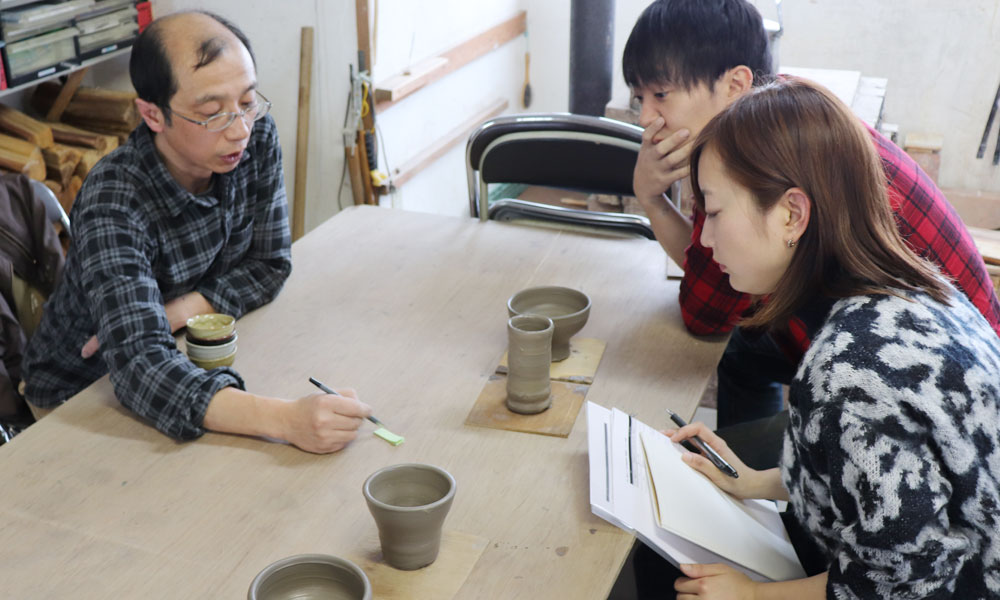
[640,430,806,581]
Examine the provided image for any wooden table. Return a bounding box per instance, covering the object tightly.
[0,206,727,598]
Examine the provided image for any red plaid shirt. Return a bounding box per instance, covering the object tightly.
[679,124,1000,361]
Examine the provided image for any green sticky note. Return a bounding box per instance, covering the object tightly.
[374,427,404,446]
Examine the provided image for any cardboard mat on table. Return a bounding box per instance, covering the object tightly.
[465,375,589,438]
[350,529,488,600]
[495,337,606,384]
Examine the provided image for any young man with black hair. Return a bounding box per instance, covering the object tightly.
[23,11,371,453]
[624,0,1000,431]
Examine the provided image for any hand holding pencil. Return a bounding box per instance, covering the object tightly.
[664,414,776,501]
[280,383,372,454]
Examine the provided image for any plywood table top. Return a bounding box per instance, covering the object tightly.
[0,206,727,599]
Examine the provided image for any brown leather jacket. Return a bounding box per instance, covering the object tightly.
[0,173,64,418]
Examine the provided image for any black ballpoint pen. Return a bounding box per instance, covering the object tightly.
[666,408,739,479]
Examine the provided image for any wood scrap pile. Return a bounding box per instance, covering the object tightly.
[32,82,140,143]
[0,83,129,218]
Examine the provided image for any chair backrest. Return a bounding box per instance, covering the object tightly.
[465,113,654,239]
[28,179,70,236]
[0,173,66,419]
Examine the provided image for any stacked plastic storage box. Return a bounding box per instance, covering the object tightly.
[0,0,140,88]
[75,0,139,60]
[0,0,90,87]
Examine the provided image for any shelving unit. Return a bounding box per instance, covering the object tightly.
[0,46,130,99]
[0,0,143,95]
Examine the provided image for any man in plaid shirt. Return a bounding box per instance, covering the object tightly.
[23,12,370,453]
[624,0,1000,429]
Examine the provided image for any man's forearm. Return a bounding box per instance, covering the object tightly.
[638,193,693,268]
[203,386,284,440]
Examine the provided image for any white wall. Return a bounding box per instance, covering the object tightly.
[372,0,525,217]
[777,1,1000,192]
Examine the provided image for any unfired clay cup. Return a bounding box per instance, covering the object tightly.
[247,553,371,600]
[506,314,553,414]
[507,286,591,361]
[363,463,456,571]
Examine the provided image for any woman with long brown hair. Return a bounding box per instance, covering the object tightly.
[666,76,1000,598]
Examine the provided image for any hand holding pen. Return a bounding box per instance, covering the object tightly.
[665,409,739,478]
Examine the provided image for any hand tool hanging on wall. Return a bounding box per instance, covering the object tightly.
[976,77,1000,162]
[522,26,532,108]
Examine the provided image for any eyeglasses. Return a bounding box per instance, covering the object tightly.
[168,93,272,132]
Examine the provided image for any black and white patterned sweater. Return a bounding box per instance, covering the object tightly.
[781,288,1000,599]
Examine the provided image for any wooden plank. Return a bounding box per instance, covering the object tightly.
[355,0,372,72]
[355,0,378,204]
[391,98,508,188]
[44,69,88,122]
[375,11,526,112]
[373,57,449,103]
[344,145,366,206]
[0,104,54,148]
[0,133,46,182]
[944,188,1000,230]
[292,27,314,241]
[970,226,1000,266]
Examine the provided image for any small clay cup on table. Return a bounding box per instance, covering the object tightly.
[507,286,590,361]
[186,313,235,341]
[185,313,237,369]
[247,553,371,600]
[506,314,553,414]
[363,463,456,571]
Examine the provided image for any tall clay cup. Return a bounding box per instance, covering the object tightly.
[363,463,456,571]
[506,314,553,414]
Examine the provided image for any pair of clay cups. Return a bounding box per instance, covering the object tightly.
[507,285,590,362]
[185,313,237,369]
[248,554,371,600]
[363,463,456,571]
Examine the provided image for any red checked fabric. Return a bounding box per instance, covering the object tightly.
[678,124,1000,362]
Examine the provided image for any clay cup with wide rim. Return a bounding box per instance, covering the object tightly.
[363,463,456,571]
[507,286,590,361]
[247,553,372,600]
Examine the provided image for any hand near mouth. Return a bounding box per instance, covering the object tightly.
[633,117,692,209]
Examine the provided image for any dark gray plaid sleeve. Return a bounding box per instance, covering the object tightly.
[75,199,245,439]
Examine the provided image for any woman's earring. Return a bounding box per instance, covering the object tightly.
[786,239,797,248]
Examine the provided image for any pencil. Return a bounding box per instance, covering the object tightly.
[308,376,386,428]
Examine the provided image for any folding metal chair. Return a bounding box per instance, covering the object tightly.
[465,112,655,239]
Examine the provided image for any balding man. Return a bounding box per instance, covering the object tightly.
[23,12,370,453]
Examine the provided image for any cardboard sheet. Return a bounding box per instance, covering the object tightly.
[465,374,588,437]
[351,529,488,600]
[496,337,606,384]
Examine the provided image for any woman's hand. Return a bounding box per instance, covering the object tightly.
[675,563,756,599]
[666,421,787,501]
